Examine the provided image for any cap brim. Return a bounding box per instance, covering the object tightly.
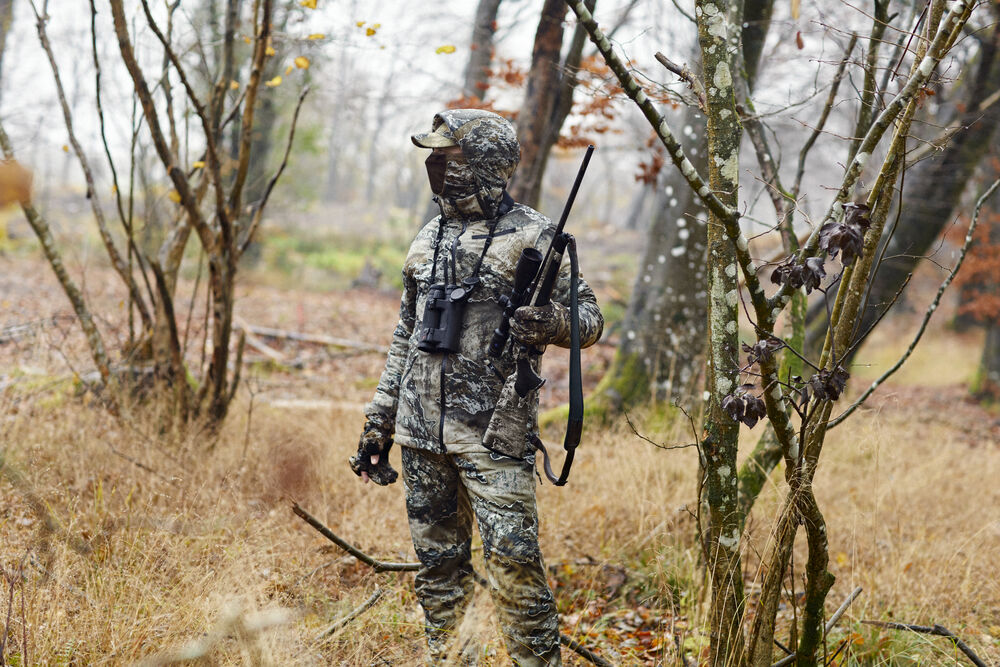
[411,132,457,148]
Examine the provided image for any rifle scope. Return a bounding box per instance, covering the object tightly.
[488,248,543,358]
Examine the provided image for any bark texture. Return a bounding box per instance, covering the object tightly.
[697,1,746,664]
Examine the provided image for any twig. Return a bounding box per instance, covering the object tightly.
[828,176,1000,428]
[654,52,705,110]
[315,588,385,640]
[32,0,152,330]
[826,586,862,632]
[291,503,419,572]
[559,633,614,667]
[792,33,858,202]
[239,85,311,255]
[860,620,988,667]
[565,0,734,223]
[769,586,862,667]
[623,408,697,450]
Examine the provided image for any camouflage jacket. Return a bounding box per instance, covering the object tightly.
[366,204,604,459]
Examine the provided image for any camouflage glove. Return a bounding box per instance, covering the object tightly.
[511,302,572,347]
[349,416,398,486]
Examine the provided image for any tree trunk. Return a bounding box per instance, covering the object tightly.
[698,0,747,663]
[976,321,1000,401]
[972,210,1000,401]
[463,0,502,101]
[509,0,566,208]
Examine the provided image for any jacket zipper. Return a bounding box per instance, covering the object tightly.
[438,353,447,453]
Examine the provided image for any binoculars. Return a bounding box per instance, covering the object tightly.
[417,279,474,353]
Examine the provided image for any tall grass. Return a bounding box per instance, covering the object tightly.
[1,381,998,664]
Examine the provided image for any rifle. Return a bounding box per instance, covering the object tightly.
[484,144,594,485]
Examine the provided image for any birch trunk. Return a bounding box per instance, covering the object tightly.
[697,1,746,663]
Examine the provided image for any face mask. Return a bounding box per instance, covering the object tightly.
[425,151,476,197]
[424,151,448,195]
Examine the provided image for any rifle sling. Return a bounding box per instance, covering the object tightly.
[531,235,583,486]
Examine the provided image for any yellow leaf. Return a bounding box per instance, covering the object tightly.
[307,33,325,40]
[243,35,252,44]
[118,300,125,309]
[294,56,310,69]
[230,80,240,90]
[791,0,800,19]
[265,45,276,56]
[366,27,376,36]
[372,23,381,29]
[835,552,848,566]
[356,21,365,27]
[192,161,205,169]
[435,45,456,54]
[62,144,69,152]
[265,75,282,87]
[168,190,181,203]
[285,65,293,76]
[111,184,117,195]
[300,0,317,8]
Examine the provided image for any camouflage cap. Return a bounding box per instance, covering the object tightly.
[411,124,458,148]
[414,109,520,188]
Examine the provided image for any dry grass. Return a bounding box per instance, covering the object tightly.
[1,375,998,665]
[2,256,999,665]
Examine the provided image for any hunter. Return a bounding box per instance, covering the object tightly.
[351,109,603,666]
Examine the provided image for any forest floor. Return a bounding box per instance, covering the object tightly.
[1,246,999,666]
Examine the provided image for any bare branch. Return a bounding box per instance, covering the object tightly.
[139,0,230,235]
[0,124,111,383]
[565,0,735,222]
[654,52,705,110]
[291,502,420,572]
[239,85,311,256]
[32,1,152,330]
[770,0,975,312]
[109,0,215,253]
[228,0,273,223]
[624,409,698,450]
[829,176,1000,428]
[315,588,385,640]
[860,621,988,667]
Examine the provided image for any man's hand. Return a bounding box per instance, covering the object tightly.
[350,417,398,486]
[511,302,572,347]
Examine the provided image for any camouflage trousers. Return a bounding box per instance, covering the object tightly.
[401,446,561,666]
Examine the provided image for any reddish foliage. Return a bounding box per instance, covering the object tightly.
[953,206,1000,322]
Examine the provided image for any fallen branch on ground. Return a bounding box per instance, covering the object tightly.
[291,502,419,572]
[234,323,385,354]
[291,502,614,666]
[861,620,988,667]
[315,588,385,641]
